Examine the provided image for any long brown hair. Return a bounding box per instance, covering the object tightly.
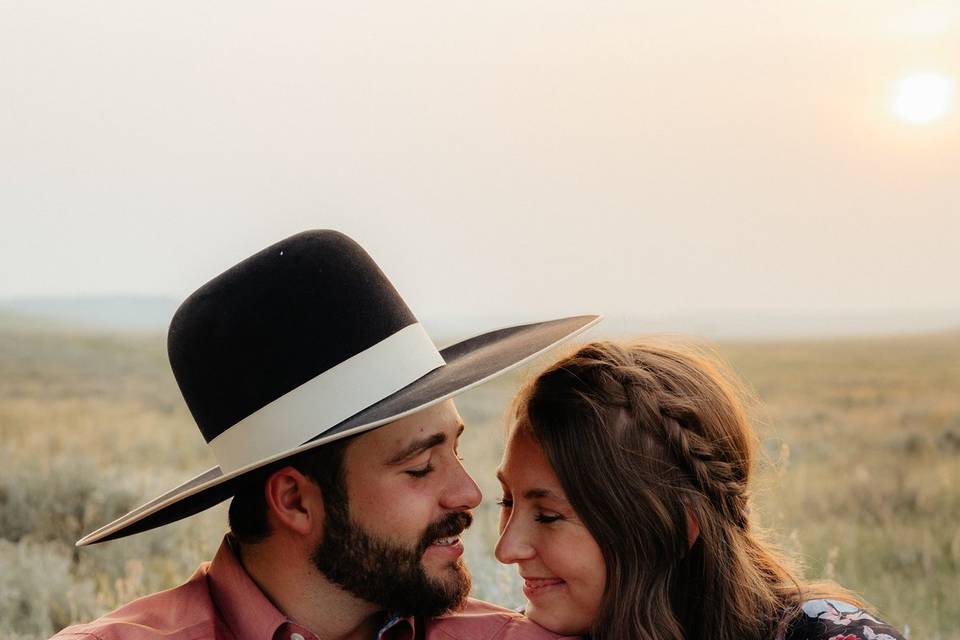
[512,340,859,640]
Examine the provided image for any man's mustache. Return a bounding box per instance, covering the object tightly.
[418,511,473,554]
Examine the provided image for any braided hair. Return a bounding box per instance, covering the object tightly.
[512,340,856,640]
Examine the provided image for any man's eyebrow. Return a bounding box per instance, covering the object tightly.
[386,424,464,465]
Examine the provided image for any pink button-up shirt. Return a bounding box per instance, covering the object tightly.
[51,536,573,640]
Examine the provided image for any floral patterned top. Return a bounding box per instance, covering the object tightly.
[780,599,906,640]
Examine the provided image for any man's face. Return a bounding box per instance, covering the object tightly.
[311,400,482,617]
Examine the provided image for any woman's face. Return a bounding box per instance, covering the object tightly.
[494,428,606,636]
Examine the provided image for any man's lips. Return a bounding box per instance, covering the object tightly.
[424,535,465,559]
[424,528,466,551]
[420,512,472,553]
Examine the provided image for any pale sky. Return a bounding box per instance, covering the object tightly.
[2,1,958,334]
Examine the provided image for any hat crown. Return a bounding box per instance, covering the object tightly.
[168,230,419,444]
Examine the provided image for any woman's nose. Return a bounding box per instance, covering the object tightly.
[495,516,536,564]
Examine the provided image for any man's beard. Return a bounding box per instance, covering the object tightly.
[311,499,473,618]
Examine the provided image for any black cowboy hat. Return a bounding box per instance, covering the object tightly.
[77,230,600,545]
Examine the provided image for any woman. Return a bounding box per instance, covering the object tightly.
[495,340,905,640]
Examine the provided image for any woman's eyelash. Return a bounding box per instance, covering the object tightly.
[497,497,562,523]
[406,465,434,478]
[534,514,563,524]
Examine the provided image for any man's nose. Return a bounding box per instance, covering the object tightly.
[440,457,483,511]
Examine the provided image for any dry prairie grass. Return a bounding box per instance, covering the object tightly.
[1,328,957,638]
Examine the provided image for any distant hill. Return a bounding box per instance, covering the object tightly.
[0,296,178,332]
[0,297,957,341]
[0,309,66,332]
[427,309,960,345]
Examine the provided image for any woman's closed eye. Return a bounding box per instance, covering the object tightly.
[534,512,564,524]
[497,497,564,524]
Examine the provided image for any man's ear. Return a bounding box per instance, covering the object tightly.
[263,466,324,537]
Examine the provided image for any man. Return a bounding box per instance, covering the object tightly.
[52,230,599,640]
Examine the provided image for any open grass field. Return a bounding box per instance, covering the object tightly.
[1,325,958,639]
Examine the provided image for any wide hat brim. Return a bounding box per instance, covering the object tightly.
[77,314,601,546]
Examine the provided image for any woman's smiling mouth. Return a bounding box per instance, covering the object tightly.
[522,576,566,597]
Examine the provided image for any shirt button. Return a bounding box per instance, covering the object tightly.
[291,634,305,640]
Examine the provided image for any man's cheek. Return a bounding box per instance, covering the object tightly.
[359,500,428,538]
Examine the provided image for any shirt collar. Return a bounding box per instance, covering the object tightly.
[207,534,292,639]
[378,614,417,640]
[207,534,417,640]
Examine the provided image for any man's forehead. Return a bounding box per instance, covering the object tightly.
[351,400,464,455]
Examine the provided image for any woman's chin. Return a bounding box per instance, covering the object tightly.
[525,603,592,637]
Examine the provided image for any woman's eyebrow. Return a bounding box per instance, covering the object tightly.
[522,487,564,500]
[495,471,565,501]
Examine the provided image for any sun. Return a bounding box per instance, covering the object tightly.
[892,72,955,124]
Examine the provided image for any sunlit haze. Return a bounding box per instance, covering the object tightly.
[1,2,958,338]
[893,72,955,123]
